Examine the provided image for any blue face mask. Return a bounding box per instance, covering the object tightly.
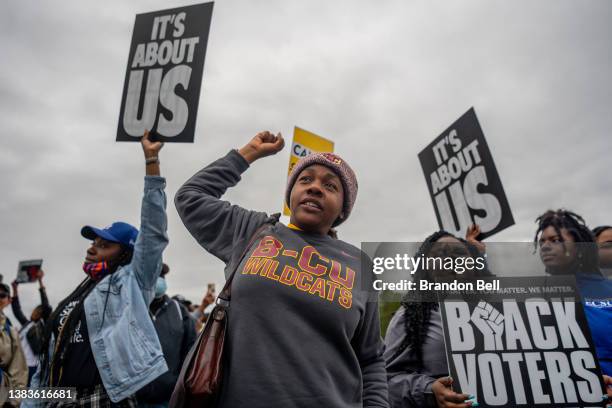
[155,277,167,298]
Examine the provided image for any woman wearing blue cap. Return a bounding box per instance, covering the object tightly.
[24,131,169,408]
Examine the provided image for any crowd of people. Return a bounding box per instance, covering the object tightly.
[0,130,611,408]
[384,213,612,407]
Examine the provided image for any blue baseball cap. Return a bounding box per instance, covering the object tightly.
[81,222,139,249]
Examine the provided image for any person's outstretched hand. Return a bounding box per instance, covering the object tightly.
[37,269,45,288]
[141,129,164,158]
[238,131,284,164]
[431,377,476,408]
[141,130,164,176]
[466,224,486,254]
[202,291,215,308]
[198,290,215,313]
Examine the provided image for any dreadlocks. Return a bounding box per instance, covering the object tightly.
[534,209,600,275]
[395,231,484,366]
[593,225,612,239]
[45,277,96,386]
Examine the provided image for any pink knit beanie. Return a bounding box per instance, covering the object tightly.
[285,152,358,227]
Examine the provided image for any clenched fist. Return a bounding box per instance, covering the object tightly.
[238,131,285,164]
[141,129,164,159]
[471,301,504,351]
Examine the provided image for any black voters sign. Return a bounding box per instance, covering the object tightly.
[117,3,213,143]
[440,277,606,408]
[418,108,513,239]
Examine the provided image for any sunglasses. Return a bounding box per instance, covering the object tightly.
[0,293,9,299]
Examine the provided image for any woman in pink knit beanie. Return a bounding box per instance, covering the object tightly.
[175,130,389,407]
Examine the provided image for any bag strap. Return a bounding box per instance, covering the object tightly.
[216,213,280,306]
[172,299,185,322]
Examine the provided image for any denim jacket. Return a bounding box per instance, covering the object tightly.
[24,176,169,405]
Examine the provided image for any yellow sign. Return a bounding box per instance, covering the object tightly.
[283,127,334,216]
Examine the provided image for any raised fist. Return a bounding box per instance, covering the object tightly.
[238,131,284,164]
[471,300,504,350]
[141,129,164,159]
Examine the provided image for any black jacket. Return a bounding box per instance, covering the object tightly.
[136,295,196,404]
[11,287,50,356]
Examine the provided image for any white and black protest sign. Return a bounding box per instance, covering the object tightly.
[418,108,514,239]
[117,3,213,143]
[440,276,606,407]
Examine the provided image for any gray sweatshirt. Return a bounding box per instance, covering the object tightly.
[383,306,448,408]
[175,150,389,408]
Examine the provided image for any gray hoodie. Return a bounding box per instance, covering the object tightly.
[175,150,389,408]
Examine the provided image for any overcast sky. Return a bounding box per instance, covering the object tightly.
[1,0,610,319]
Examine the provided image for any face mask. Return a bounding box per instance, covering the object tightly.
[155,277,167,298]
[83,261,111,281]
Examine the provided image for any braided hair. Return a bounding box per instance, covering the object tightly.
[534,209,600,275]
[396,231,484,366]
[40,245,133,386]
[45,278,96,386]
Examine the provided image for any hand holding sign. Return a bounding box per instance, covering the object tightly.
[431,377,475,408]
[141,130,164,157]
[470,301,504,351]
[238,131,285,164]
[141,130,164,176]
[200,286,215,311]
[466,224,486,254]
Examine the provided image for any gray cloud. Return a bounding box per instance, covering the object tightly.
[1,0,610,316]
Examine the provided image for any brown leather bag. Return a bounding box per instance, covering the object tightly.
[169,216,278,408]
